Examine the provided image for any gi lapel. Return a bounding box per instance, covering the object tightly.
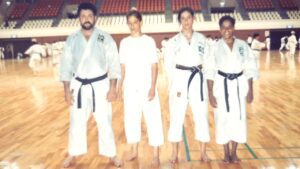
[76,31,95,76]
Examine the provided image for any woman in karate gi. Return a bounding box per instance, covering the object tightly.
[165,7,211,163]
[206,15,258,163]
[118,9,164,167]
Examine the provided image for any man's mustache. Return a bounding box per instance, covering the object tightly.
[84,22,92,25]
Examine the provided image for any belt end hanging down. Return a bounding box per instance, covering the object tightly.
[224,78,230,113]
[200,71,204,102]
[77,87,82,109]
[92,87,96,113]
[225,93,230,112]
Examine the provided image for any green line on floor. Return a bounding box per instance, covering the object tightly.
[183,127,191,161]
[190,156,300,162]
[244,143,258,159]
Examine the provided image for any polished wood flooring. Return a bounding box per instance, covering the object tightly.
[0,50,300,169]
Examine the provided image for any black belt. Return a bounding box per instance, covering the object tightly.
[218,70,243,119]
[176,64,203,101]
[75,73,108,112]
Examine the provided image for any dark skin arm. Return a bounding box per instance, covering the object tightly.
[246,78,253,103]
[207,78,253,106]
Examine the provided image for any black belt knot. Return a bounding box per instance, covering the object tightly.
[218,70,243,119]
[191,66,201,72]
[176,64,204,101]
[218,71,243,80]
[75,73,108,112]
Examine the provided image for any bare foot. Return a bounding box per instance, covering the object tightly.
[200,153,210,162]
[169,155,178,164]
[222,156,230,164]
[63,156,75,168]
[222,159,230,164]
[126,153,138,161]
[231,154,241,163]
[109,157,123,167]
[151,156,160,167]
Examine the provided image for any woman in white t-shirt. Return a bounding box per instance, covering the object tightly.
[118,9,164,167]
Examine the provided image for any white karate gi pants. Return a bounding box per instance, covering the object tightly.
[252,50,260,69]
[168,69,210,143]
[29,54,41,71]
[0,52,4,59]
[279,43,285,50]
[289,46,296,55]
[213,74,248,144]
[68,77,117,157]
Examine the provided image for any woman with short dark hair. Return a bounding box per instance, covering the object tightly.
[118,9,164,167]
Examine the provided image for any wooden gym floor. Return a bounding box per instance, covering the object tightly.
[0,50,299,169]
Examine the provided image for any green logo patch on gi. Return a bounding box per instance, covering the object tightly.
[238,46,244,56]
[198,43,204,55]
[97,34,105,42]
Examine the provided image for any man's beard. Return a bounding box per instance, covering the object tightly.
[81,22,94,30]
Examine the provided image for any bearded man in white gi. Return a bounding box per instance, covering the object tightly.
[60,2,122,168]
[207,15,258,163]
[165,7,210,163]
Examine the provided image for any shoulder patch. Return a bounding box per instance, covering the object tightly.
[238,46,245,56]
[97,33,105,43]
[198,42,205,53]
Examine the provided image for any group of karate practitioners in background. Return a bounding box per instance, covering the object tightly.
[59,2,258,168]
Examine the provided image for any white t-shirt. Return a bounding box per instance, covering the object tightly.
[119,34,158,90]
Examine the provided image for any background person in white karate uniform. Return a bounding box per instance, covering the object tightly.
[118,9,164,167]
[0,46,4,59]
[165,7,210,163]
[25,40,46,74]
[298,36,300,50]
[251,33,266,68]
[287,31,297,56]
[207,15,258,164]
[246,34,252,46]
[52,41,65,65]
[60,2,122,168]
[279,36,288,51]
[265,36,270,50]
[0,46,6,72]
